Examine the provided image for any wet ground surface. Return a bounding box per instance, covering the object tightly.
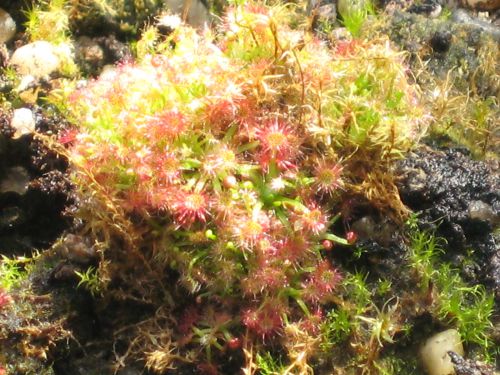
[0,1,499,374]
[397,146,500,298]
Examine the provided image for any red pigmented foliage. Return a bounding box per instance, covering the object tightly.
[314,159,344,196]
[242,302,286,340]
[334,40,361,57]
[63,2,426,369]
[276,236,310,264]
[145,109,188,141]
[242,263,289,296]
[170,191,211,228]
[227,337,242,350]
[298,307,324,336]
[178,306,200,335]
[0,289,11,310]
[292,203,329,236]
[255,118,301,171]
[346,231,357,244]
[229,209,271,250]
[58,128,78,145]
[197,362,219,375]
[302,260,342,303]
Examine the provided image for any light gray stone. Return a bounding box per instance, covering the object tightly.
[11,107,35,138]
[0,166,30,195]
[468,200,497,224]
[0,8,16,44]
[10,41,61,78]
[164,0,210,28]
[420,329,464,375]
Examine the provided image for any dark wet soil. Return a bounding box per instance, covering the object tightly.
[0,107,73,255]
[397,146,500,298]
[0,2,499,375]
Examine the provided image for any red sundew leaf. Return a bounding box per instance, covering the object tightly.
[227,337,242,350]
[178,306,200,335]
[254,117,302,171]
[256,118,297,155]
[170,191,211,228]
[242,302,286,340]
[313,159,344,196]
[302,260,342,303]
[0,289,11,310]
[276,236,310,264]
[205,99,239,131]
[152,152,181,185]
[334,40,361,57]
[292,203,329,236]
[58,128,78,145]
[229,209,271,250]
[145,109,188,141]
[241,264,288,296]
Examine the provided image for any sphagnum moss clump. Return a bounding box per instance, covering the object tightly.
[64,2,427,373]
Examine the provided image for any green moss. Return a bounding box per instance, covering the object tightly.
[0,255,31,291]
[406,220,496,359]
[320,308,352,350]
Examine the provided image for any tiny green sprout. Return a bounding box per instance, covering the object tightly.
[337,0,375,37]
[75,266,102,297]
[0,255,31,290]
[352,245,368,260]
[320,308,352,351]
[256,351,286,375]
[407,224,445,291]
[205,229,217,241]
[342,271,372,314]
[376,279,392,297]
[356,297,400,348]
[434,264,494,353]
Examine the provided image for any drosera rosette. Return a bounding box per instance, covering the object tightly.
[63,2,430,373]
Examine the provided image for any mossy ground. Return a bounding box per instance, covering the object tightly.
[0,1,498,374]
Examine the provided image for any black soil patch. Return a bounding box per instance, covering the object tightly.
[396,146,500,297]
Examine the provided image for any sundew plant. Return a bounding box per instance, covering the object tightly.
[65,3,427,373]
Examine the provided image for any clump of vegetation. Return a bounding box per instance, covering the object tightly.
[386,11,499,159]
[18,0,78,79]
[24,0,71,44]
[68,0,169,36]
[0,255,71,375]
[407,217,496,360]
[337,0,375,37]
[59,2,429,372]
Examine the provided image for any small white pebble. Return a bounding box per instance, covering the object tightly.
[11,107,35,138]
[420,329,464,375]
[10,41,61,78]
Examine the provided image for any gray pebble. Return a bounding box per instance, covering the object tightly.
[0,166,30,195]
[10,41,61,78]
[0,8,16,44]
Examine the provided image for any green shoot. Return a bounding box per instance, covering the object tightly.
[24,0,70,44]
[338,0,375,37]
[75,266,102,297]
[320,308,352,351]
[434,264,494,353]
[0,255,30,290]
[256,351,286,375]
